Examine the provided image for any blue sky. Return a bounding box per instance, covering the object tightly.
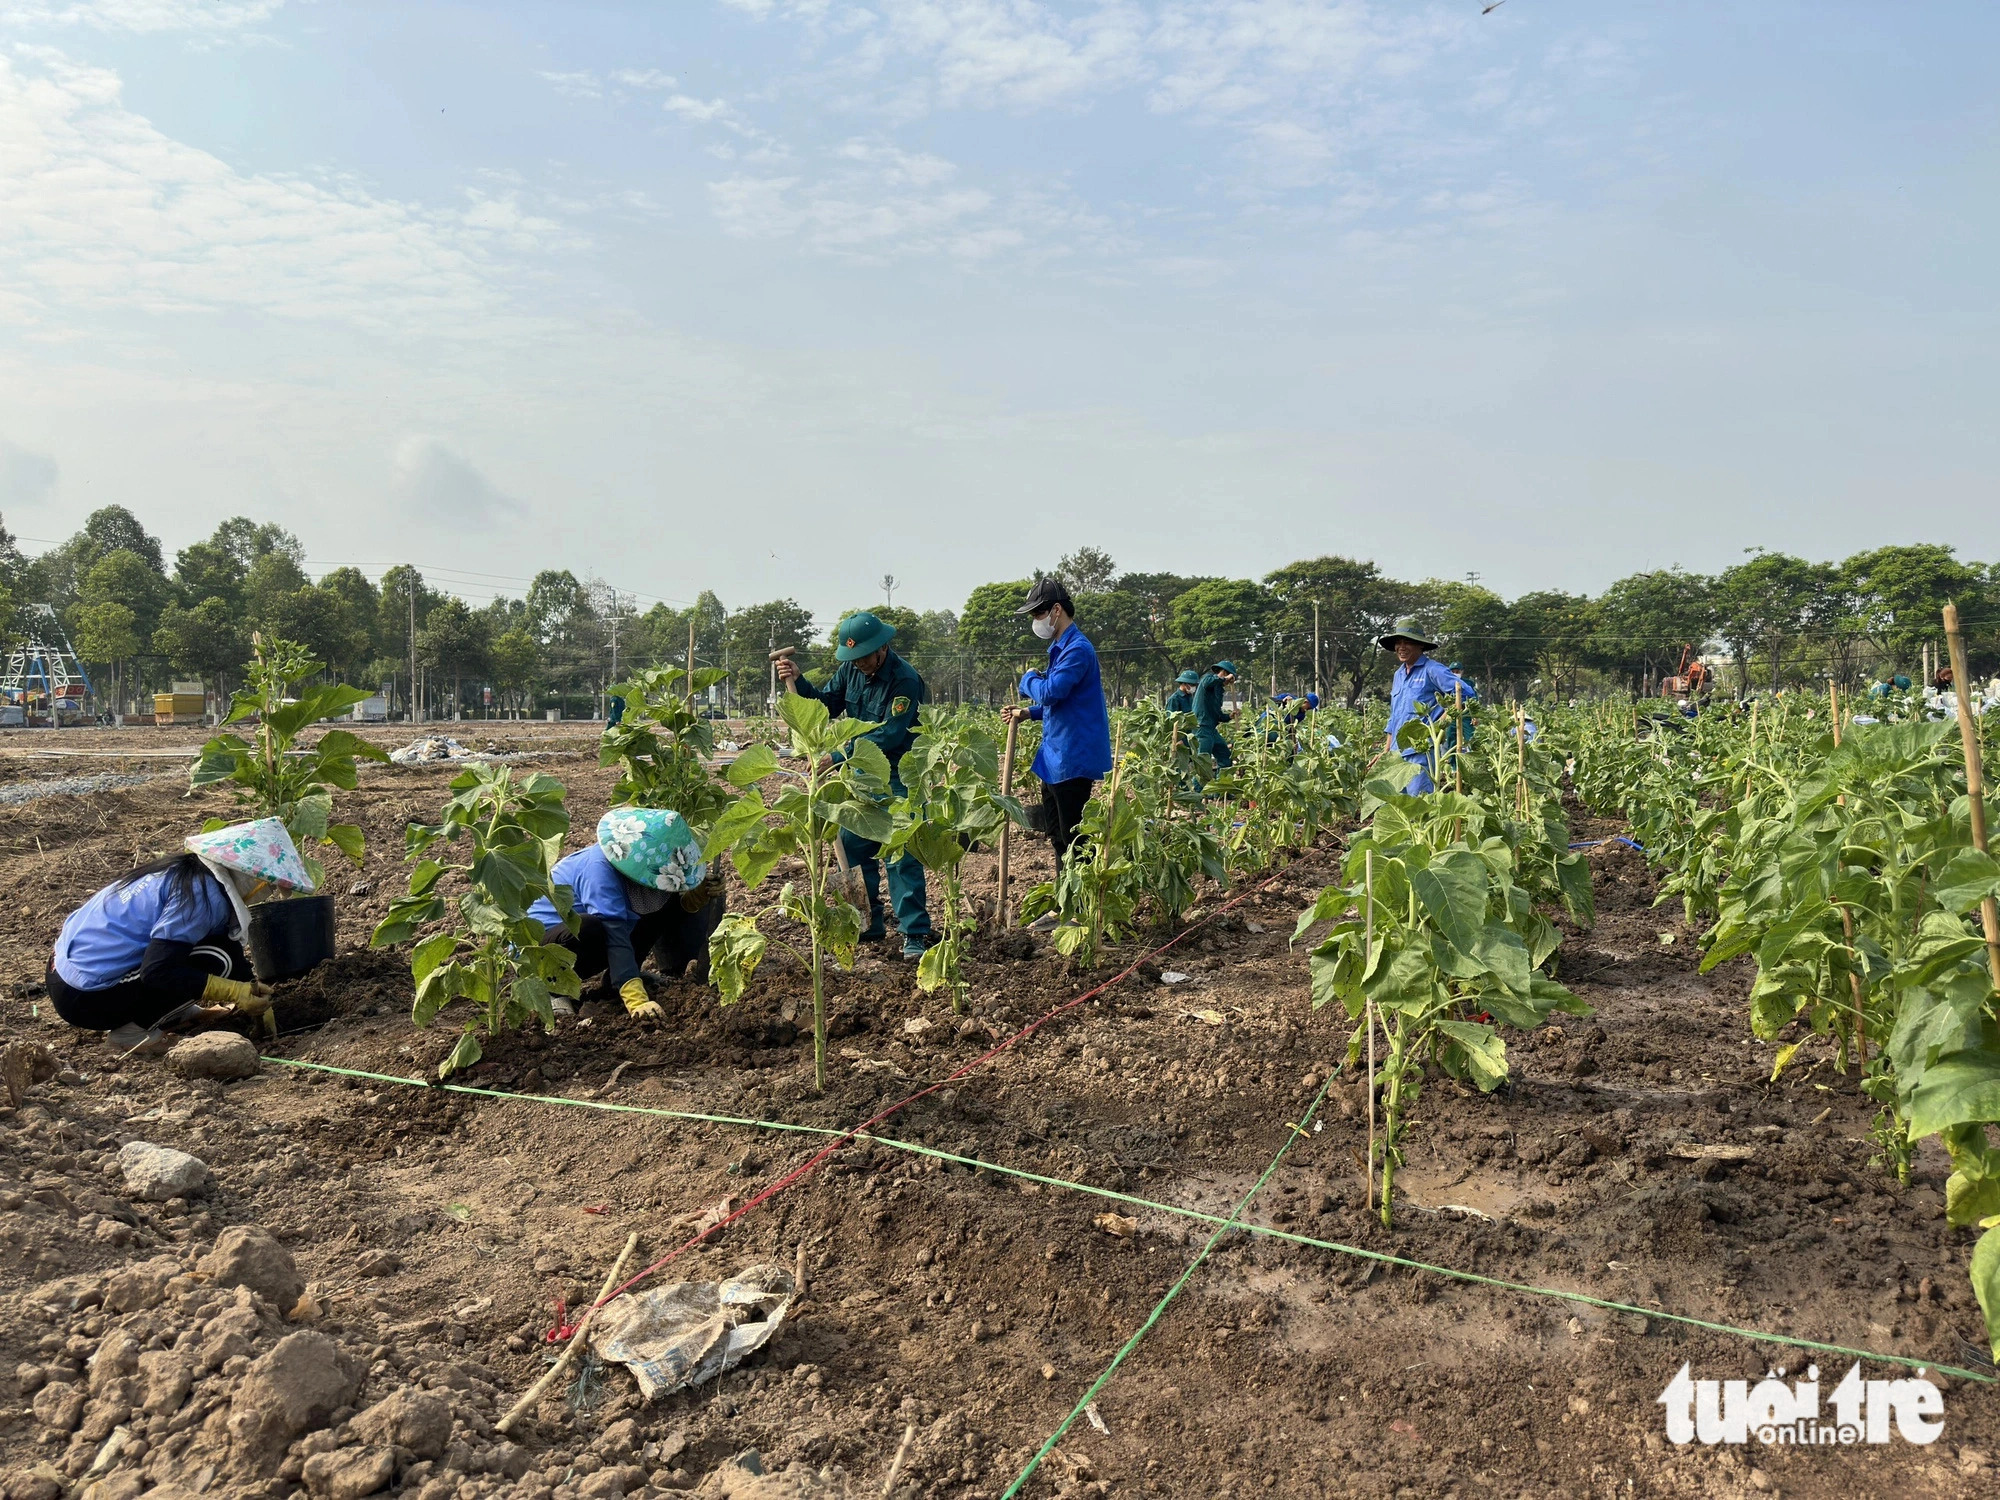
[1,1,1995,624]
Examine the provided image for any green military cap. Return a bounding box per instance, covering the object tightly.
[834,611,896,661]
[1212,659,1240,677]
[1376,617,1439,652]
[1175,669,1201,686]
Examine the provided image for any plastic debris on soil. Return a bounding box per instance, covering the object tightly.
[587,1263,797,1400]
[388,736,488,764]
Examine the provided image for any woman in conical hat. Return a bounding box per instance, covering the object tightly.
[47,818,312,1040]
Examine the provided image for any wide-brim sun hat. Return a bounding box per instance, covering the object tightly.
[598,807,707,913]
[1175,670,1201,686]
[1212,659,1240,676]
[186,818,316,939]
[833,611,896,662]
[1377,616,1439,652]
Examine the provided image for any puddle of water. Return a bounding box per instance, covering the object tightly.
[1394,1162,1535,1221]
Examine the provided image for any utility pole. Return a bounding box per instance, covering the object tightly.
[1313,600,1322,701]
[881,574,899,609]
[407,575,418,724]
[1271,632,1280,699]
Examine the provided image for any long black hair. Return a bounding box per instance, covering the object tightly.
[115,851,217,910]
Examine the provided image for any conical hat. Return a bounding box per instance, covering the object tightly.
[185,818,315,891]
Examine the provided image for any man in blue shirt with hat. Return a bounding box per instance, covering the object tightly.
[1003,577,1113,865]
[1376,616,1477,794]
[776,611,935,958]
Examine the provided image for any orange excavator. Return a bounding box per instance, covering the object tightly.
[1660,645,1712,698]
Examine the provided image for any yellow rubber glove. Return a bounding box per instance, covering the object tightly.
[620,978,662,1023]
[202,974,273,1015]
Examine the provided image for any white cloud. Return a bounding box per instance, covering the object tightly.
[0,0,288,31]
[0,49,582,330]
[0,438,58,506]
[390,436,523,526]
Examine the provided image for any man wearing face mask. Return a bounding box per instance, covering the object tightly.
[1002,577,1112,865]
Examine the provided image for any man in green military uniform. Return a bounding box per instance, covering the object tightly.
[1194,659,1238,769]
[774,611,935,959]
[1164,669,1200,713]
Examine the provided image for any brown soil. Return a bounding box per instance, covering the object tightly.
[2,726,1996,1500]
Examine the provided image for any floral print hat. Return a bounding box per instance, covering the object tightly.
[185,818,316,938]
[597,807,707,911]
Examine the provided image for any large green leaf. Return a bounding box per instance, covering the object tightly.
[1904,1049,2000,1140]
[831,798,894,845]
[412,932,459,983]
[706,790,773,859]
[1972,1227,2000,1364]
[438,1029,482,1080]
[324,823,366,867]
[469,846,536,918]
[1412,849,1488,957]
[843,736,893,787]
[1436,1020,1509,1091]
[778,691,831,748]
[1934,849,2000,914]
[725,744,779,788]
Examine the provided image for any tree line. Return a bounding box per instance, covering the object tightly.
[4,508,1995,718]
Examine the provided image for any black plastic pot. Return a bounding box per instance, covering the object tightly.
[248,894,337,982]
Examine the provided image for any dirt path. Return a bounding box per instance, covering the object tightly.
[2,738,1996,1499]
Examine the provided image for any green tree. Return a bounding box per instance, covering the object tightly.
[490,627,541,716]
[1077,587,1157,702]
[73,601,139,711]
[1591,568,1717,693]
[1167,577,1271,675]
[79,548,171,646]
[1842,544,1985,682]
[1428,582,1533,697]
[1510,590,1600,700]
[1262,556,1409,706]
[152,596,248,699]
[416,597,492,717]
[1053,546,1118,596]
[81,507,164,574]
[959,580,1040,700]
[1715,551,1824,692]
[726,597,816,709]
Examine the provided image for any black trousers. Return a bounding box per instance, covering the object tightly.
[551,896,727,993]
[1040,777,1096,867]
[47,935,248,1031]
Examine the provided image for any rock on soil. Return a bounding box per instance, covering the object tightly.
[225,1330,363,1475]
[116,1140,210,1200]
[349,1386,452,1459]
[166,1032,261,1081]
[197,1225,304,1310]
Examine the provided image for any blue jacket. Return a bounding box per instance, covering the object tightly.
[1163,688,1194,714]
[529,845,645,986]
[1388,655,1477,760]
[55,868,233,991]
[1019,624,1112,784]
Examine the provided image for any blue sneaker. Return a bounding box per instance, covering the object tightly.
[900,934,937,961]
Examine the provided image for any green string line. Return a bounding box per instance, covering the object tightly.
[260,1055,1998,1386]
[999,1073,1336,1500]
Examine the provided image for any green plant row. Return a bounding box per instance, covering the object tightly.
[1555,692,2000,1359]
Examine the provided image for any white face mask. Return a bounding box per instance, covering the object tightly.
[1032,615,1057,640]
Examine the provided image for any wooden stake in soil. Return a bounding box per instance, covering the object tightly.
[688,620,698,707]
[1944,604,2000,993]
[996,715,1019,929]
[1829,683,1868,1071]
[1364,849,1377,1213]
[496,1231,640,1435]
[882,1423,917,1497]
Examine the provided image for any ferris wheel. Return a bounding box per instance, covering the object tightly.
[1,605,94,725]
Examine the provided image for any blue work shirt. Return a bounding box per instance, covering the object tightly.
[530,845,645,986]
[1019,624,1112,784]
[1387,655,1477,760]
[1163,689,1194,714]
[55,868,232,990]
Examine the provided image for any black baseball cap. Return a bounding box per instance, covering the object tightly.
[1017,577,1074,616]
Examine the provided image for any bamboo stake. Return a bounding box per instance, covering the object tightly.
[996,716,1019,928]
[497,1231,640,1434]
[1514,707,1528,819]
[1085,724,1126,960]
[1364,849,1377,1214]
[883,1424,917,1497]
[1828,681,1868,1071]
[1452,682,1464,796]
[1944,605,2000,993]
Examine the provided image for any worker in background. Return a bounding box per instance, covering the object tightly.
[1003,578,1112,866]
[530,807,726,1020]
[47,818,311,1041]
[776,611,934,958]
[1375,618,1477,794]
[1164,670,1200,714]
[1194,660,1238,769]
